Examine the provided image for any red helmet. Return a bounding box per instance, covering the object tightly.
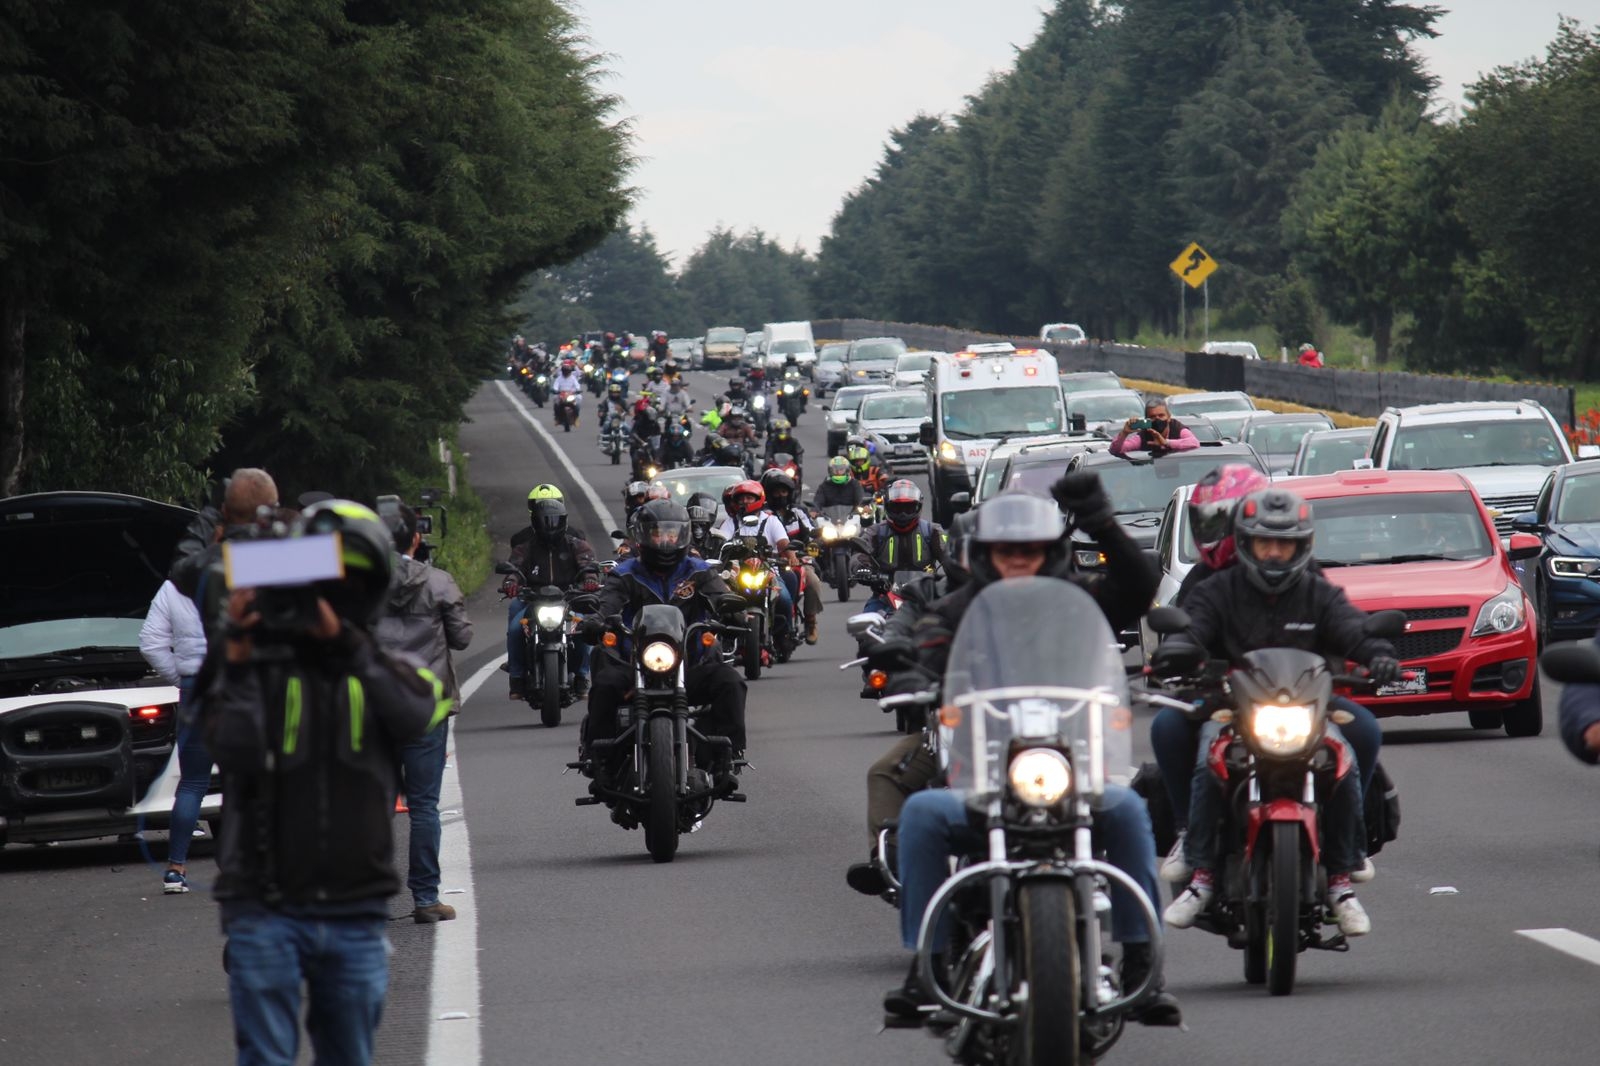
[561,358,576,371]
[885,479,923,532]
[722,480,766,518]
[1187,463,1271,570]
[634,397,651,414]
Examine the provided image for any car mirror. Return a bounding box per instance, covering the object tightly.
[949,492,971,512]
[1068,414,1087,434]
[494,562,516,576]
[609,529,626,541]
[1510,512,1544,535]
[1541,642,1600,685]
[846,611,886,638]
[1146,606,1191,635]
[1363,609,1406,640]
[1506,531,1543,561]
[918,421,935,447]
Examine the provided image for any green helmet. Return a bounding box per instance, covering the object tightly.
[528,484,564,502]
[828,456,851,483]
[846,444,870,468]
[300,500,394,627]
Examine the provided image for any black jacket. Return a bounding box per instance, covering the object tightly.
[197,629,443,913]
[509,529,596,589]
[595,556,735,666]
[1170,565,1395,667]
[813,479,864,510]
[855,519,946,574]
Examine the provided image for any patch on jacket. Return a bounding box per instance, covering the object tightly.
[673,578,697,600]
[1283,622,1316,632]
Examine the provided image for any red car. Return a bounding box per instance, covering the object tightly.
[1292,470,1544,736]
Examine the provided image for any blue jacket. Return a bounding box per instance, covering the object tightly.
[596,555,732,664]
[1559,633,1600,764]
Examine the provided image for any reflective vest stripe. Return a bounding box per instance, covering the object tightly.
[348,677,365,753]
[282,676,303,755]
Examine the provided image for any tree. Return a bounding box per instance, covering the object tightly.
[677,227,813,329]
[511,223,689,342]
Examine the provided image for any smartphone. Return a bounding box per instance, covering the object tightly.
[1130,419,1152,431]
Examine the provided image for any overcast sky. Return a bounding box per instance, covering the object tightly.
[572,0,1595,265]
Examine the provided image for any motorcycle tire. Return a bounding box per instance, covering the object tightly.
[834,557,851,603]
[1017,880,1081,1065]
[611,449,620,466]
[742,618,763,681]
[643,716,678,863]
[1266,821,1300,996]
[539,649,562,728]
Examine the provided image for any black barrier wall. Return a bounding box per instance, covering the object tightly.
[813,319,1576,428]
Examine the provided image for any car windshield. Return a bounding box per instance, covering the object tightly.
[771,339,810,354]
[818,346,847,364]
[1093,453,1259,514]
[851,340,905,362]
[1390,421,1566,470]
[1556,473,1600,523]
[1246,420,1328,456]
[860,393,926,420]
[834,389,883,412]
[656,471,745,507]
[706,328,745,345]
[1044,325,1085,343]
[978,458,1012,501]
[1,618,147,660]
[1170,395,1251,415]
[1298,434,1372,475]
[1059,373,1119,395]
[1069,394,1143,423]
[941,387,1062,439]
[1312,491,1493,565]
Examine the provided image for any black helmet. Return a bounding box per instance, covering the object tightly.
[885,479,923,532]
[630,499,692,571]
[686,503,715,549]
[1233,488,1315,594]
[760,468,796,508]
[719,442,746,468]
[623,480,651,518]
[966,492,1069,589]
[300,500,395,627]
[944,509,978,590]
[530,497,568,544]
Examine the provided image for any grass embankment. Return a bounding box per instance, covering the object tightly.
[1121,376,1376,429]
[398,430,493,596]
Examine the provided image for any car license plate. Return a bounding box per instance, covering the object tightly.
[1376,667,1426,697]
[895,443,917,455]
[42,768,99,791]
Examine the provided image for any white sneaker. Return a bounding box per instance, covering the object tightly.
[1350,857,1376,884]
[1163,882,1213,928]
[1159,833,1191,883]
[1331,892,1370,937]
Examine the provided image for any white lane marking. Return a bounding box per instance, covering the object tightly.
[1517,928,1600,967]
[494,379,621,535]
[424,653,505,1066]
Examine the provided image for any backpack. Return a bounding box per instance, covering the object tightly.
[1364,760,1401,856]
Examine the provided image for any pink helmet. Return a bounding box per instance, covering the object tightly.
[1187,463,1271,570]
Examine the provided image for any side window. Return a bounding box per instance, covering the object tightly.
[1537,473,1556,521]
[1156,497,1177,564]
[1368,420,1390,465]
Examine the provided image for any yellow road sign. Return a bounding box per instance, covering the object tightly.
[1169,242,1217,289]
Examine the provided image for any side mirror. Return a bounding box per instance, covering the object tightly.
[1506,531,1543,562]
[918,421,936,447]
[949,492,971,513]
[1146,606,1192,635]
[1541,641,1600,685]
[846,611,886,638]
[1510,512,1544,535]
[1364,609,1406,640]
[609,528,626,540]
[494,562,516,576]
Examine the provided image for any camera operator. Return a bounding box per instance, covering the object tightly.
[169,467,282,635]
[194,500,448,1066]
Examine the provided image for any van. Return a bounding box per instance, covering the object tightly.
[920,344,1068,524]
[762,321,816,370]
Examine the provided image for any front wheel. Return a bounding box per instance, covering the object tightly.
[833,554,851,602]
[1017,881,1081,1065]
[643,716,678,863]
[539,649,562,728]
[610,449,620,466]
[1503,685,1543,737]
[742,616,764,680]
[1266,821,1301,996]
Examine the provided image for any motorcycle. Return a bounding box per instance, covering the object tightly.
[554,391,580,431]
[748,391,771,436]
[630,432,663,482]
[897,578,1165,1065]
[717,525,791,679]
[763,451,800,486]
[661,417,696,471]
[599,414,626,466]
[571,609,748,863]
[813,505,862,602]
[495,564,598,728]
[1141,606,1404,996]
[529,371,551,407]
[779,372,808,421]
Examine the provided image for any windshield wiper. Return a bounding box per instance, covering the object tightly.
[1383,553,1475,563]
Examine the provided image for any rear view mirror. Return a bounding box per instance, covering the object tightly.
[1351,457,1374,470]
[1510,512,1544,535]
[919,421,936,447]
[1580,445,1600,459]
[1364,609,1406,640]
[1146,606,1191,635]
[609,529,626,541]
[1068,414,1087,434]
[494,562,516,576]
[847,611,886,638]
[1506,531,1543,561]
[949,492,971,513]
[1541,642,1600,685]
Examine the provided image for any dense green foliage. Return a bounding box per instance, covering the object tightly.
[1,0,628,501]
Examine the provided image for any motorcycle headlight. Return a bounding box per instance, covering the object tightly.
[783,383,795,393]
[819,522,838,542]
[645,466,659,479]
[1471,580,1526,637]
[738,569,767,589]
[1250,703,1315,756]
[536,375,547,384]
[842,518,860,538]
[641,641,678,673]
[535,604,566,630]
[753,395,766,409]
[1008,748,1072,807]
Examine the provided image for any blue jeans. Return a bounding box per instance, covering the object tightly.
[1152,696,1381,826]
[224,910,390,1066]
[400,721,448,907]
[1183,720,1365,876]
[507,603,591,681]
[897,786,1161,952]
[168,676,210,866]
[776,569,798,632]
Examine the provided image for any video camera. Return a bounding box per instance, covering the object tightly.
[222,509,345,636]
[376,490,450,563]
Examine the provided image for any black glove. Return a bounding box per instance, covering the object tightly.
[578,617,605,643]
[1051,471,1115,533]
[1150,640,1202,678]
[1367,655,1401,685]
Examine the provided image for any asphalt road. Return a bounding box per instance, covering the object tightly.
[6,371,1600,1065]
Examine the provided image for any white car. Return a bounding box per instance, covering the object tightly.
[0,492,222,845]
[1040,322,1088,345]
[892,351,940,390]
[1139,483,1201,655]
[1201,340,1261,360]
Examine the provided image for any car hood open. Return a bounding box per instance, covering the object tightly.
[0,492,196,633]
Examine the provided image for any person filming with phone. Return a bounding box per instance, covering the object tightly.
[1110,398,1199,456]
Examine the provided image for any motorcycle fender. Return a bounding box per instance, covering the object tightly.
[1206,732,1231,782]
[1244,798,1319,865]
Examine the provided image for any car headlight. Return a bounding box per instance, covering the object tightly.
[1074,550,1106,568]
[1008,748,1072,807]
[738,569,767,589]
[937,439,961,464]
[1250,703,1315,756]
[641,641,678,673]
[1472,580,1526,636]
[842,518,860,538]
[535,604,566,630]
[1548,555,1600,579]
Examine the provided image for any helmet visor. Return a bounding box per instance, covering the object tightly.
[644,520,690,549]
[1188,498,1236,548]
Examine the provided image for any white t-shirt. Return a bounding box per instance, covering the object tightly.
[714,512,788,550]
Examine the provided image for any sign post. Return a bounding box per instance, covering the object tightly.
[1168,242,1217,348]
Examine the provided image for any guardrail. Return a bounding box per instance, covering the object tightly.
[813,318,1576,428]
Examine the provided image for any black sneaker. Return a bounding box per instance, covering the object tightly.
[883,956,932,1021]
[1119,942,1183,1027]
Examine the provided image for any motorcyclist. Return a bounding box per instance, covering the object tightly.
[763,417,804,470]
[846,438,888,494]
[505,486,597,700]
[649,330,670,363]
[1152,487,1398,938]
[812,456,865,510]
[714,480,798,644]
[760,469,824,644]
[553,359,585,419]
[882,486,1177,1025]
[719,406,757,448]
[661,378,694,421]
[579,500,748,790]
[686,492,720,558]
[853,480,946,615]
[720,377,749,407]
[631,395,663,465]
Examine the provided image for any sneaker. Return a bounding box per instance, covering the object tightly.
[162,868,190,895]
[1330,891,1370,936]
[413,903,457,924]
[1159,833,1191,884]
[1351,857,1376,884]
[1164,879,1213,929]
[571,674,590,698]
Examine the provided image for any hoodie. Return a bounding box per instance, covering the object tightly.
[375,554,473,704]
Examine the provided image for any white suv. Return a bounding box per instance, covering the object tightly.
[1367,401,1574,534]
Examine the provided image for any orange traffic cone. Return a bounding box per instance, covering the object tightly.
[395,794,409,814]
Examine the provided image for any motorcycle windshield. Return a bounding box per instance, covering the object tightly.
[942,578,1132,805]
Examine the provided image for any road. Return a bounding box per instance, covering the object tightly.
[5,371,1600,1065]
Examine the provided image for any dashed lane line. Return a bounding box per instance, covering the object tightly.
[1516,928,1600,967]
